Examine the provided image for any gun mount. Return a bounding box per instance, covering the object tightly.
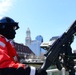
[40,20,76,75]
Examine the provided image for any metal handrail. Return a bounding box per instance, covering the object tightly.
[46,67,65,75]
[46,66,76,75]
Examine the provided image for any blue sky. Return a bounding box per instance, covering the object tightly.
[0,0,76,50]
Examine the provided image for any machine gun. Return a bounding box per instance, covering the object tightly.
[40,20,76,75]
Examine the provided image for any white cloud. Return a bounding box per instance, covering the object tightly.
[0,0,15,16]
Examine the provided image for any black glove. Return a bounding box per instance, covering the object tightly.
[36,69,47,75]
[24,66,47,75]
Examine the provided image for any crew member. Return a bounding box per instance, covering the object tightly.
[0,17,47,75]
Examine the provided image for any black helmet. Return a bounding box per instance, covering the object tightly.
[0,17,19,39]
[0,17,19,30]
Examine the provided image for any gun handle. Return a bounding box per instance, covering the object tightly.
[41,59,51,71]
